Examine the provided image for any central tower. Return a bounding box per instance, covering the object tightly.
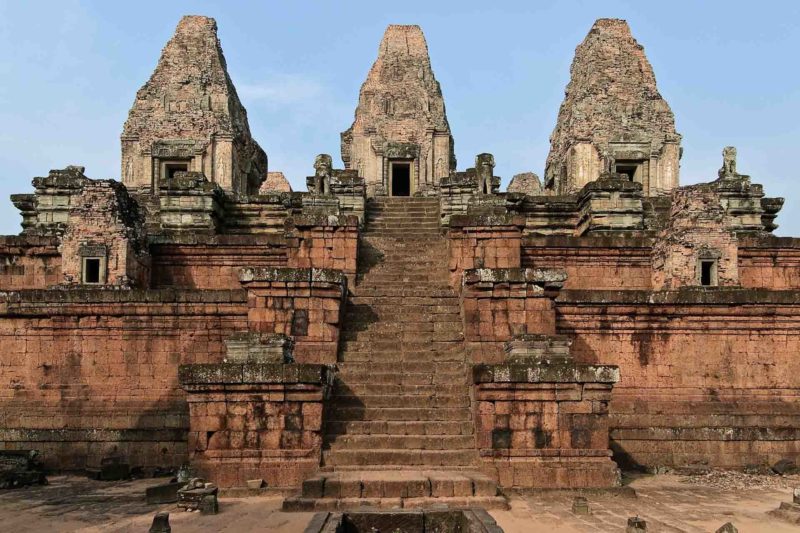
[341,25,455,197]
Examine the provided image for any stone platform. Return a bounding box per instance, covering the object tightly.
[282,470,508,511]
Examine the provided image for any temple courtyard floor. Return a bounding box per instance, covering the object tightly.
[0,472,798,532]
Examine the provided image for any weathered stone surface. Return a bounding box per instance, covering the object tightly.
[545,18,681,196]
[507,172,542,195]
[260,172,292,193]
[341,25,454,196]
[122,16,267,195]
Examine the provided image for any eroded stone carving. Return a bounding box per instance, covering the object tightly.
[121,16,267,195]
[341,25,455,196]
[545,18,681,196]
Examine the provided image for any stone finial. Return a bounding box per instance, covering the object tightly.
[544,18,681,195]
[715,523,738,533]
[718,146,738,179]
[507,172,542,195]
[312,154,332,195]
[626,516,647,532]
[476,153,495,195]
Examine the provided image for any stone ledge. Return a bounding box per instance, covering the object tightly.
[611,426,800,441]
[450,213,525,228]
[473,363,620,384]
[286,214,359,229]
[0,428,186,442]
[0,288,247,305]
[239,267,346,285]
[557,288,800,305]
[522,234,654,248]
[178,363,329,386]
[464,268,567,287]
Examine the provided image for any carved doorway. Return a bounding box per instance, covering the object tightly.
[390,161,411,196]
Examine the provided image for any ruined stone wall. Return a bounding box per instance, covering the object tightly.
[522,235,652,290]
[557,290,800,468]
[150,236,290,289]
[738,237,800,289]
[0,290,247,471]
[651,185,739,290]
[0,236,61,289]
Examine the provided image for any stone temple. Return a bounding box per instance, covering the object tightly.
[0,15,797,513]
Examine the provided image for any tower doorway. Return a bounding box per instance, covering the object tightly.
[390,162,411,196]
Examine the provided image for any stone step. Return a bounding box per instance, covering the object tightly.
[337,340,463,352]
[328,407,472,422]
[322,449,479,467]
[340,331,464,343]
[337,352,466,365]
[332,372,467,387]
[349,289,457,299]
[325,420,473,436]
[335,361,467,375]
[283,495,508,511]
[294,470,498,501]
[324,434,475,450]
[329,394,470,409]
[332,382,467,396]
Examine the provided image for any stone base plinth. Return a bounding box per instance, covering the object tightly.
[179,362,331,489]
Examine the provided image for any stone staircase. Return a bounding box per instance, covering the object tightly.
[284,197,506,510]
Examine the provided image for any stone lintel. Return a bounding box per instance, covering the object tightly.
[464,268,566,289]
[286,214,359,229]
[449,213,525,228]
[473,362,620,384]
[238,267,346,285]
[178,362,328,388]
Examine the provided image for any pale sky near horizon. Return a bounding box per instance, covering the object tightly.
[0,0,798,235]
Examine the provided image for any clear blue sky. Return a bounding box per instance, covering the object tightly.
[0,1,798,235]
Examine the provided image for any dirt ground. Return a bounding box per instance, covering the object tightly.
[0,473,798,532]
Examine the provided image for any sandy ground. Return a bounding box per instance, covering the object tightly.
[0,473,798,532]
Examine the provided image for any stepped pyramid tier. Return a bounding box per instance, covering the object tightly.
[121,15,267,196]
[544,18,681,196]
[341,25,455,197]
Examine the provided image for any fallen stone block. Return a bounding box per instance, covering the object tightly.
[145,481,183,504]
[177,478,219,512]
[149,512,171,533]
[572,496,590,515]
[86,456,130,481]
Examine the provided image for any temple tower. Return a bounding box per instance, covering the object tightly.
[341,25,455,197]
[121,16,267,196]
[544,18,681,196]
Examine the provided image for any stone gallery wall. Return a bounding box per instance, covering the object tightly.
[557,290,800,468]
[0,290,247,471]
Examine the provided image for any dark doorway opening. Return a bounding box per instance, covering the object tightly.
[165,162,189,180]
[615,164,638,181]
[391,162,411,196]
[700,260,717,286]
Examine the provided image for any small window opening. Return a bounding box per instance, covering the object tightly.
[165,163,188,180]
[82,258,103,284]
[615,164,639,181]
[700,260,717,287]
